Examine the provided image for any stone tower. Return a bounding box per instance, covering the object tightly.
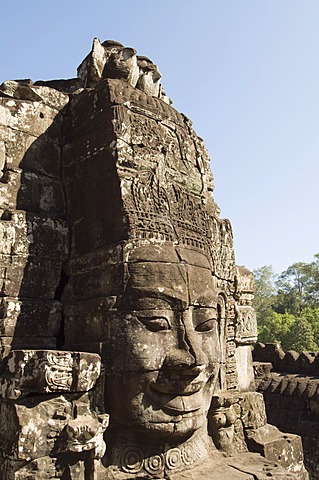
[0,39,307,479]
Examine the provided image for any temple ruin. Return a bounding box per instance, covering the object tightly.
[0,38,309,479]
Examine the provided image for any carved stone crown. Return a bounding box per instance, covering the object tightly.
[128,167,212,253]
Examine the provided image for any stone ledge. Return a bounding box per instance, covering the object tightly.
[0,349,101,399]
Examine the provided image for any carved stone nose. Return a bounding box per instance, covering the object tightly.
[162,348,197,371]
[163,347,207,375]
[181,311,208,368]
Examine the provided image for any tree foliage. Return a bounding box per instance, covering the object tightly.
[253,254,319,352]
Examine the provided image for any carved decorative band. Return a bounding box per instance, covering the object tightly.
[118,435,208,475]
[44,352,73,391]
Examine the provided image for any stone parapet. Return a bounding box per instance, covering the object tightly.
[254,343,319,479]
[254,342,319,375]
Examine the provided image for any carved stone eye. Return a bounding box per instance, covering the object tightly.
[135,314,171,332]
[192,308,217,332]
[195,319,216,332]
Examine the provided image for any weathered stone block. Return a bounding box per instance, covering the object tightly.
[70,244,123,269]
[0,458,26,480]
[0,350,101,399]
[233,418,249,453]
[63,150,121,214]
[63,298,116,344]
[235,345,255,391]
[63,83,115,142]
[62,341,105,358]
[63,155,127,253]
[0,393,107,474]
[0,98,63,139]
[253,342,285,370]
[0,254,63,298]
[239,392,267,430]
[0,126,62,178]
[0,455,63,480]
[235,306,257,344]
[106,78,183,123]
[0,80,69,111]
[30,85,69,111]
[24,214,68,259]
[0,297,61,337]
[0,337,57,363]
[0,170,65,217]
[63,263,124,302]
[63,124,116,167]
[223,452,306,479]
[129,110,168,149]
[253,361,273,379]
[0,395,72,460]
[166,457,256,479]
[245,424,305,476]
[0,212,68,259]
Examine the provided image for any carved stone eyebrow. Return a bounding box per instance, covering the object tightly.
[190,297,216,308]
[122,288,188,310]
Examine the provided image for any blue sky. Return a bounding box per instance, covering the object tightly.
[1,0,318,273]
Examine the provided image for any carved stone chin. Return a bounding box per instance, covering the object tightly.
[0,38,308,479]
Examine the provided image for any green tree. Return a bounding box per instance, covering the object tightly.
[276,262,310,314]
[275,254,319,315]
[304,254,319,306]
[257,310,294,347]
[300,307,319,347]
[285,315,318,352]
[253,265,277,314]
[254,254,319,353]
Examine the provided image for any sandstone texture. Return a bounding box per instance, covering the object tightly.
[0,38,308,479]
[254,342,319,479]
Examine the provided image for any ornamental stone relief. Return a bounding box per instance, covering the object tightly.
[0,38,308,479]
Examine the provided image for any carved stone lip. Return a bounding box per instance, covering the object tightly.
[149,380,204,396]
[145,381,205,414]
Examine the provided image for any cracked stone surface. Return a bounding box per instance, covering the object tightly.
[0,38,308,479]
[0,349,101,399]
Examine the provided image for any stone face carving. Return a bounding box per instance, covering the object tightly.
[0,39,309,479]
[103,249,220,439]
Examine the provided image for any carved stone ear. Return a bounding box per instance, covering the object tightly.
[121,47,137,61]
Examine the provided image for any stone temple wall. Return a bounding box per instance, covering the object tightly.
[0,38,309,479]
[254,342,319,480]
[0,85,69,361]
